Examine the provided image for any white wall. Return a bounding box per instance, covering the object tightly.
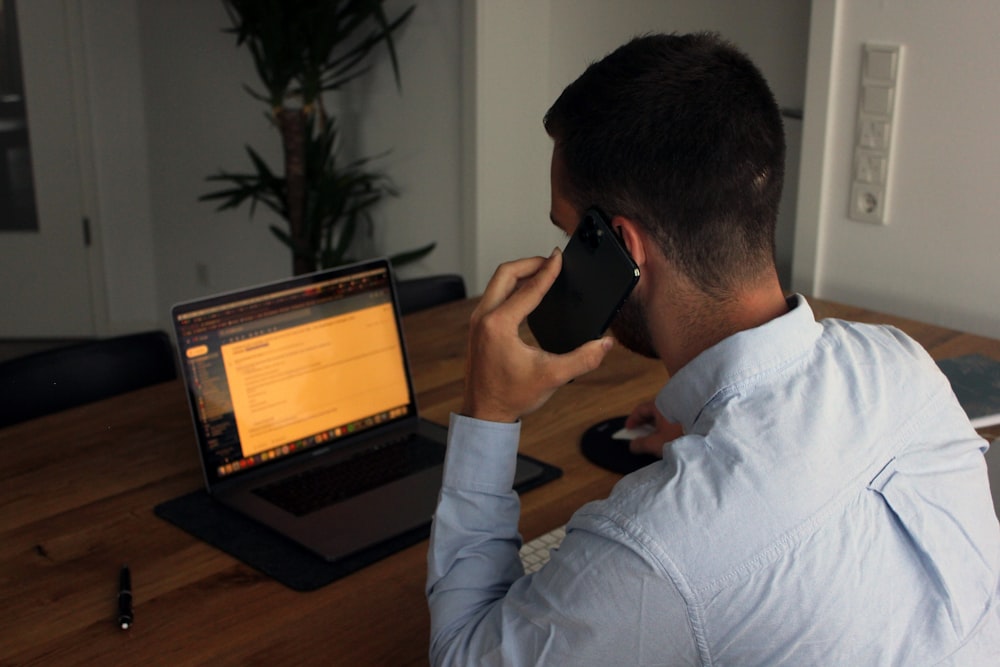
[135,0,463,325]
[464,0,810,293]
[462,1,556,293]
[137,0,287,319]
[352,0,464,279]
[40,0,807,333]
[794,0,1000,338]
[22,0,1000,342]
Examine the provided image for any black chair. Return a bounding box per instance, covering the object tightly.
[0,330,177,428]
[396,274,467,315]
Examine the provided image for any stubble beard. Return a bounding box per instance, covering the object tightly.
[609,295,659,360]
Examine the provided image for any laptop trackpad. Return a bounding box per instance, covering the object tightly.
[304,465,445,561]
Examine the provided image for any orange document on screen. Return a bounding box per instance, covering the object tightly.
[220,303,408,456]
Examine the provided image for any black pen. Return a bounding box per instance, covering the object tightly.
[118,565,133,630]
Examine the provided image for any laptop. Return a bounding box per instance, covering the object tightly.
[171,258,550,562]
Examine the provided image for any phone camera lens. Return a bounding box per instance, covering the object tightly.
[582,224,602,249]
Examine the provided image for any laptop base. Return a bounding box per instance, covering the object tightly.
[155,453,562,590]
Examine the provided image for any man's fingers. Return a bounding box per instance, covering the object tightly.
[628,433,664,457]
[499,248,563,319]
[628,419,684,456]
[462,249,610,423]
[475,254,553,317]
[625,401,657,429]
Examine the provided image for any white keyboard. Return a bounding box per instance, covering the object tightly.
[518,525,566,573]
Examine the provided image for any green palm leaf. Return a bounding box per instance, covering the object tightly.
[202,0,429,275]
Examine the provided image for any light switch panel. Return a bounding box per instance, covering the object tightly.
[861,85,894,115]
[850,43,901,225]
[864,47,898,83]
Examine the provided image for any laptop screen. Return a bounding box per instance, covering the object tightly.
[172,261,415,484]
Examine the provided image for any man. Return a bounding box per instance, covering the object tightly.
[426,33,1000,665]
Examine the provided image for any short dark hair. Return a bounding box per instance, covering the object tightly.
[544,32,785,297]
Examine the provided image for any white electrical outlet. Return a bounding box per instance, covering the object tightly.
[196,262,210,287]
[850,181,885,224]
[849,43,901,225]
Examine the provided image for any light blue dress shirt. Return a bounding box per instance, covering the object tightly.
[426,296,1000,666]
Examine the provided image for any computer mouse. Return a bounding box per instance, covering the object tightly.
[580,416,661,475]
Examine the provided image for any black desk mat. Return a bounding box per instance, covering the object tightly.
[155,455,561,591]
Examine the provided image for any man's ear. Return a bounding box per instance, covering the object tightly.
[611,216,647,268]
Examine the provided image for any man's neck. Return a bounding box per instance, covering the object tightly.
[653,274,789,376]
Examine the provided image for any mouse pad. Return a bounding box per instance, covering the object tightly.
[580,416,660,475]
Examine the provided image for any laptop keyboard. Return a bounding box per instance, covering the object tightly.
[253,433,445,516]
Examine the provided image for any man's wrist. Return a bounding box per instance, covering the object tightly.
[460,396,519,424]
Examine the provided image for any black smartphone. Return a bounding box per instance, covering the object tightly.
[527,207,640,354]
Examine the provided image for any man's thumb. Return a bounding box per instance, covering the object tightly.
[570,336,614,376]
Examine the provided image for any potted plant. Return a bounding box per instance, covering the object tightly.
[201,0,433,275]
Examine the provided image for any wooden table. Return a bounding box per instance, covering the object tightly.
[2,298,998,665]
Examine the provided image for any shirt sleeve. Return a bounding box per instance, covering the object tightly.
[426,413,699,666]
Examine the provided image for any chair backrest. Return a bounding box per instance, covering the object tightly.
[0,330,177,428]
[396,274,467,315]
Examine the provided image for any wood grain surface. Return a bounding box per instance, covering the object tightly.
[2,297,997,665]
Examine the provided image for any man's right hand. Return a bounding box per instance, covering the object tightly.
[625,400,684,456]
[461,250,614,424]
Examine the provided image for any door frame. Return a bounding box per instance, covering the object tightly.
[64,0,109,336]
[5,0,108,337]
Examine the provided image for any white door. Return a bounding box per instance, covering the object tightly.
[0,0,101,338]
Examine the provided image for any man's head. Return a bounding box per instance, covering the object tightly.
[544,32,785,301]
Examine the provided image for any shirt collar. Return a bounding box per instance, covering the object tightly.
[655,294,823,431]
